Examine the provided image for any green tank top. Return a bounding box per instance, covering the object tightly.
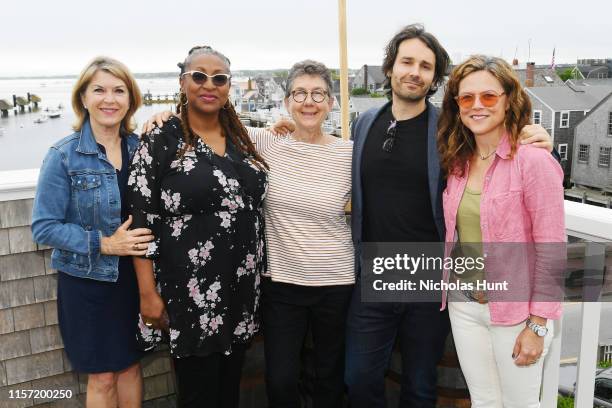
[453,188,485,286]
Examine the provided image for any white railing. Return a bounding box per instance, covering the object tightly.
[541,201,612,408]
[0,168,39,201]
[1,171,611,406]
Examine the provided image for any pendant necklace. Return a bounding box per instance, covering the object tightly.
[478,149,497,160]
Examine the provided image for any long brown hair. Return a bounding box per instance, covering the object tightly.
[437,55,531,177]
[176,46,268,169]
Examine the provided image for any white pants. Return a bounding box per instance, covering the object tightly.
[448,301,553,408]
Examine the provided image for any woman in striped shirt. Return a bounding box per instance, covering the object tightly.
[251,60,354,408]
[145,59,354,407]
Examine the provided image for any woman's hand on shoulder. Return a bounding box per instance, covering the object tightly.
[100,215,154,256]
[519,124,553,152]
[269,117,295,135]
[141,111,175,135]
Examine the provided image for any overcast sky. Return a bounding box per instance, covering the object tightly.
[2,0,610,76]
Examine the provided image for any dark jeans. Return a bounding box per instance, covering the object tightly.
[344,280,450,408]
[173,345,247,408]
[261,278,353,408]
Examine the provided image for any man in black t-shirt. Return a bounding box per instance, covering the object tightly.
[345,24,451,408]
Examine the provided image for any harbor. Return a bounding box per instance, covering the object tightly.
[0,75,347,171]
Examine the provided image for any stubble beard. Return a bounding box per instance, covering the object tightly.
[393,85,430,104]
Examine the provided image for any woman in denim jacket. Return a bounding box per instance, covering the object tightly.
[32,57,153,407]
[437,56,565,408]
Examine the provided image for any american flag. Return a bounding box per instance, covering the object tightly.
[550,48,556,70]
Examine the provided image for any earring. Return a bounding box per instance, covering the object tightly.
[180,91,188,106]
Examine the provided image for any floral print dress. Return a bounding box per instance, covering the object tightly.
[127,116,268,358]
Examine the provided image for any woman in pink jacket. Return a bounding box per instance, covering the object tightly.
[437,55,565,408]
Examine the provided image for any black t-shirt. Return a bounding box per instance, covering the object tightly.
[361,104,439,243]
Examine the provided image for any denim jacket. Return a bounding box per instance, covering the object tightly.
[32,119,139,282]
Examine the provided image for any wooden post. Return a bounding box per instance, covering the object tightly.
[338,0,349,140]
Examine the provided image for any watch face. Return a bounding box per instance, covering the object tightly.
[537,327,547,337]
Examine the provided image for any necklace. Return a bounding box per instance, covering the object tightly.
[478,149,497,160]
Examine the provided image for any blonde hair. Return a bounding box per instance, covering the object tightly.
[71,56,142,132]
[437,55,532,178]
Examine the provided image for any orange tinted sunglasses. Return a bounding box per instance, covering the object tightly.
[454,91,505,109]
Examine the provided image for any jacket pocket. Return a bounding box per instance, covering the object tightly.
[489,191,524,240]
[70,174,102,229]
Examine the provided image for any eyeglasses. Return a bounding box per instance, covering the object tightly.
[181,71,231,87]
[382,120,397,153]
[290,89,328,103]
[454,91,505,109]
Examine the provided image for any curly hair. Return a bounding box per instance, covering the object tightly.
[437,55,532,178]
[176,46,268,170]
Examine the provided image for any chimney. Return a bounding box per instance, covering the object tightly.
[247,78,252,91]
[13,95,17,107]
[363,65,368,90]
[512,58,519,67]
[525,62,535,87]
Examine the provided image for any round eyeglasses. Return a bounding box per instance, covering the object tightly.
[290,90,328,103]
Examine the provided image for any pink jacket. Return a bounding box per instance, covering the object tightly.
[442,134,565,325]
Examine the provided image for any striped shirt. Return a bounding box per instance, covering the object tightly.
[248,127,354,286]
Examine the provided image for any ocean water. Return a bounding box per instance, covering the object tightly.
[0,76,180,171]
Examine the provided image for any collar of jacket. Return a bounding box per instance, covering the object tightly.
[75,117,102,154]
[75,116,133,155]
[494,131,512,160]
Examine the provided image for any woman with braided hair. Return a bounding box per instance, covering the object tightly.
[127,46,268,408]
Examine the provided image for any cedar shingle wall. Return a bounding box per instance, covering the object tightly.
[0,199,175,407]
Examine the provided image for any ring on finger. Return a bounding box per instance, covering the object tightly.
[144,321,153,327]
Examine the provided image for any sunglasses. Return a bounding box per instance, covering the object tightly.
[181,70,231,87]
[454,91,505,109]
[382,120,397,153]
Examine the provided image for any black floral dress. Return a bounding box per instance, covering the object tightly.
[127,116,268,358]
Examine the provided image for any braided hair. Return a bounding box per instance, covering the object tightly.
[176,46,268,170]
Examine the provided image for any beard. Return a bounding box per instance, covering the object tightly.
[391,77,431,103]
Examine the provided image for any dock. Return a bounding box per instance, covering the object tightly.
[143,92,179,105]
[0,93,42,117]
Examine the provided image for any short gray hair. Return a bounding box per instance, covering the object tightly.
[285,60,333,97]
[178,46,231,74]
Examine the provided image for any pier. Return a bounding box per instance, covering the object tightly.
[143,91,179,105]
[0,93,42,117]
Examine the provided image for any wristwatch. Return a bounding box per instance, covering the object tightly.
[526,319,548,337]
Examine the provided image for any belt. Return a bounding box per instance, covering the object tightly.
[462,289,488,304]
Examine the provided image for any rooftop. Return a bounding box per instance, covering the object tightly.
[526,85,612,111]
[361,65,386,84]
[513,67,565,87]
